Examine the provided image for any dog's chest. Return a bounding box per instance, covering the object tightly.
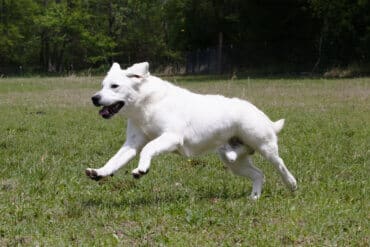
[138,123,163,139]
[130,112,166,139]
[130,102,184,139]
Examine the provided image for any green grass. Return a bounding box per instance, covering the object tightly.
[0,76,369,246]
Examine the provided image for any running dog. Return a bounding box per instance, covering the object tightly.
[86,62,297,200]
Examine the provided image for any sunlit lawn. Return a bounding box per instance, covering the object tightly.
[0,76,368,246]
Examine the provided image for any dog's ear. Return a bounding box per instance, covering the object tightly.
[109,62,122,73]
[127,62,150,79]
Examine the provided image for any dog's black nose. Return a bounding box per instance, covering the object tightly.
[91,95,101,106]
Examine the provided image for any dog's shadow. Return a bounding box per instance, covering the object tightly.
[81,185,250,209]
[81,166,253,209]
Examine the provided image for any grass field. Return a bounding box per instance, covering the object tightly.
[0,75,369,246]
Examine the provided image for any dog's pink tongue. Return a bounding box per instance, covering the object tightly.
[99,107,110,116]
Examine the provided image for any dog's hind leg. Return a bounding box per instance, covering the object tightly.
[258,142,297,192]
[219,148,264,200]
[230,155,264,200]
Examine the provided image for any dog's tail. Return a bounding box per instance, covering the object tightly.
[272,119,285,134]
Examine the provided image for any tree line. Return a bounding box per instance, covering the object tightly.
[1,0,369,74]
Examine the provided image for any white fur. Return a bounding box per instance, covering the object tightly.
[86,62,297,200]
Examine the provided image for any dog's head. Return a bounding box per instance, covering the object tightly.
[91,62,150,119]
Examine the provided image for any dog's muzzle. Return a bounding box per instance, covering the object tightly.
[91,95,125,119]
[91,95,101,107]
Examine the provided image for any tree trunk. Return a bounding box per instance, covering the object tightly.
[217,31,223,74]
[312,17,328,74]
[57,41,67,73]
[1,0,5,26]
[108,0,114,64]
[39,0,50,72]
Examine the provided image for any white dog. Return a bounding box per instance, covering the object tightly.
[86,62,297,200]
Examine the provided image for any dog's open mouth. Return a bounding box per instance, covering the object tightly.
[99,101,125,119]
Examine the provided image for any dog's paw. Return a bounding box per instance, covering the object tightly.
[287,177,298,192]
[249,192,261,201]
[225,150,238,163]
[85,168,103,181]
[131,168,148,179]
[290,181,298,192]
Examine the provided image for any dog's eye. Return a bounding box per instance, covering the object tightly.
[111,84,119,89]
[127,74,141,79]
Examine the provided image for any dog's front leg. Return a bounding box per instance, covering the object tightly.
[132,133,182,179]
[85,144,138,180]
[86,120,146,181]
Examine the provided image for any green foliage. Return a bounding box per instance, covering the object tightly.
[34,0,118,71]
[309,0,370,64]
[0,0,38,65]
[0,0,369,73]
